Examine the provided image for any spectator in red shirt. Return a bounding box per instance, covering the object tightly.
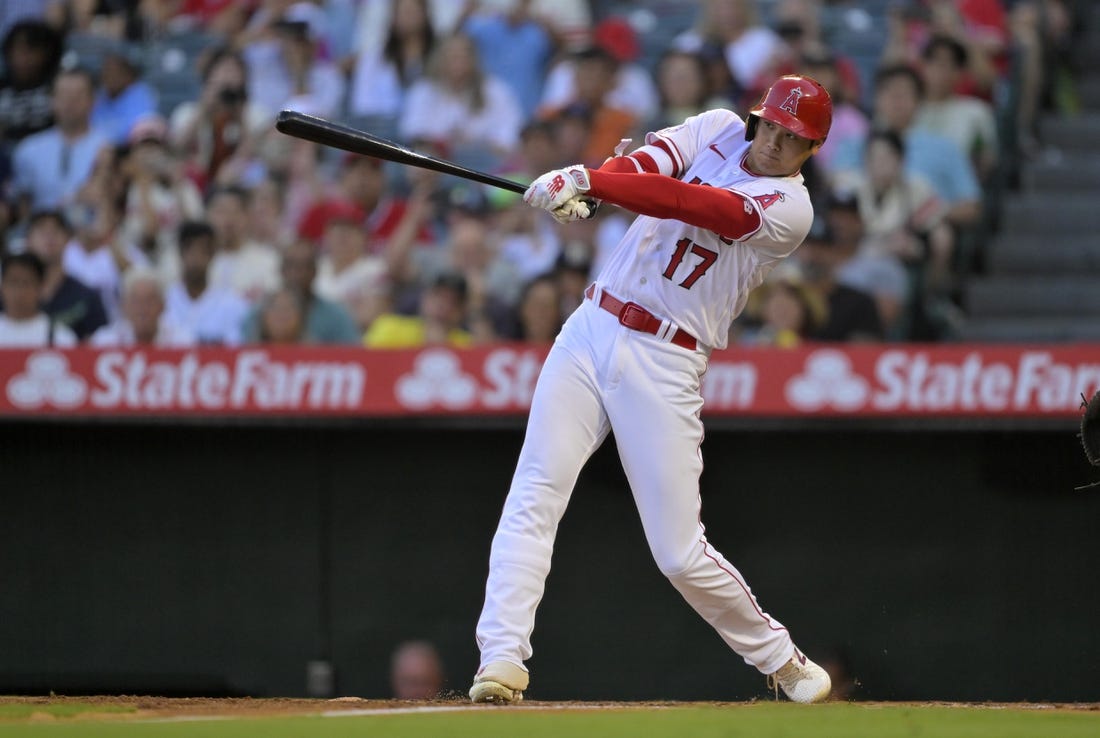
[296,153,433,255]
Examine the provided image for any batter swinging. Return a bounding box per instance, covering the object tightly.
[470,75,834,704]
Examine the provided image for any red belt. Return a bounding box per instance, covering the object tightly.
[585,284,698,351]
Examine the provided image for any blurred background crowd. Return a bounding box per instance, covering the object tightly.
[0,0,1089,350]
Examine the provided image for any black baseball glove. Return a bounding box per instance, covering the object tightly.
[1080,390,1100,467]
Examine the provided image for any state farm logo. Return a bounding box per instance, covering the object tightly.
[6,352,87,409]
[396,349,478,409]
[786,350,869,411]
[4,350,365,411]
[394,347,545,411]
[784,349,1100,413]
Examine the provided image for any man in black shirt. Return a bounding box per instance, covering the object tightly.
[799,224,883,342]
[23,209,108,341]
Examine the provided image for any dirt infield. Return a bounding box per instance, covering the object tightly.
[2,695,1099,723]
[0,695,675,722]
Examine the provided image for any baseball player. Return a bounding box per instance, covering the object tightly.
[470,76,834,704]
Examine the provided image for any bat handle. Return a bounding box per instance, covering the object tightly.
[579,196,601,219]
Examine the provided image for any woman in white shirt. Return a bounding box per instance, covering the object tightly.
[348,0,437,125]
[399,32,523,163]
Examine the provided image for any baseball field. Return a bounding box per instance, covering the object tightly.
[2,697,1099,737]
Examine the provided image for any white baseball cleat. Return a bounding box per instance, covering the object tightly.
[469,661,529,704]
[767,649,832,703]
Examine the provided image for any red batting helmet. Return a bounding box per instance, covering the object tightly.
[745,75,833,143]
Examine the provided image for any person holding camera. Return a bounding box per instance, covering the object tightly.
[168,47,272,190]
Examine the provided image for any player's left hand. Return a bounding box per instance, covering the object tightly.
[524,165,591,212]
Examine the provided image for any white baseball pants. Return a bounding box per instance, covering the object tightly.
[475,297,795,678]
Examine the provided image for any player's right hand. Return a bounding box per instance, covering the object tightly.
[550,196,596,224]
[524,165,591,212]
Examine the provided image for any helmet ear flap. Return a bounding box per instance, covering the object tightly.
[745,115,759,142]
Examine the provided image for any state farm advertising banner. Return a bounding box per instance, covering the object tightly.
[0,344,1098,418]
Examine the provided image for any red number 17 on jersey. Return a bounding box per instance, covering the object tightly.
[662,238,718,289]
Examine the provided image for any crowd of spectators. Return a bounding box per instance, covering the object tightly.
[0,0,1087,350]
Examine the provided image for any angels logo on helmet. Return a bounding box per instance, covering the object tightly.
[779,87,804,115]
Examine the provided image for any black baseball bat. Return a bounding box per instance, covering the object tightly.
[275,110,527,194]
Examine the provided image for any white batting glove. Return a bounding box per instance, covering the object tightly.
[524,165,591,212]
[550,196,593,224]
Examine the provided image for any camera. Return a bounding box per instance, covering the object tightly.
[274,20,311,40]
[218,87,247,106]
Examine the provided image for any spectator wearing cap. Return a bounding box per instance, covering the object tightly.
[16,210,108,341]
[240,1,345,119]
[399,31,523,168]
[540,16,659,128]
[916,34,999,183]
[0,250,78,347]
[314,200,389,331]
[164,220,250,346]
[11,67,111,215]
[169,47,272,190]
[536,46,637,170]
[90,43,157,146]
[119,114,204,284]
[460,0,554,121]
[90,267,194,347]
[0,19,63,149]
[364,271,472,348]
[242,240,360,344]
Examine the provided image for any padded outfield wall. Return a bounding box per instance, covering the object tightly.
[2,419,1098,702]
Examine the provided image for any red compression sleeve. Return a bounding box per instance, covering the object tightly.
[597,153,660,174]
[586,169,761,241]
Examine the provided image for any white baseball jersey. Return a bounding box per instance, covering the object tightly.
[598,109,814,350]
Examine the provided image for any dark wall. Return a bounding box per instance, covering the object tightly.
[2,421,1098,702]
